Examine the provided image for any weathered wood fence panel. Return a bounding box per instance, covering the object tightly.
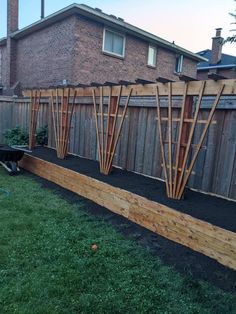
[0,96,236,200]
[0,97,48,142]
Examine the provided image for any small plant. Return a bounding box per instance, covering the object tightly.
[3,125,48,146]
[3,127,29,146]
[36,126,48,146]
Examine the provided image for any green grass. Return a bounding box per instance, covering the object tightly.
[0,168,235,314]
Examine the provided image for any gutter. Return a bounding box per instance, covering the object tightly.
[10,3,206,62]
[198,64,236,70]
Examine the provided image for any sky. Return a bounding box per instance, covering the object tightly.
[0,0,235,56]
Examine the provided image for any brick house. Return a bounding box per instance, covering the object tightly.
[197,28,236,80]
[0,0,205,95]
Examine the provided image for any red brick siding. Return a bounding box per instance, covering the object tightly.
[9,14,197,89]
[197,71,208,80]
[219,68,236,78]
[7,38,18,87]
[15,16,78,88]
[7,0,18,34]
[0,45,8,87]
[181,56,197,78]
[197,68,236,80]
[73,15,197,84]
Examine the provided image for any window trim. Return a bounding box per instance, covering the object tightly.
[102,28,126,58]
[175,54,183,73]
[147,45,157,68]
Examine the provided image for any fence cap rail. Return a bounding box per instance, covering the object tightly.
[22,79,236,98]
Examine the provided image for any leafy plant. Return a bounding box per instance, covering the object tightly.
[3,125,48,146]
[36,126,48,146]
[3,127,29,145]
[224,1,236,44]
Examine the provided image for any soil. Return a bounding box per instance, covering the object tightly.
[23,171,236,293]
[22,147,236,292]
[29,147,236,232]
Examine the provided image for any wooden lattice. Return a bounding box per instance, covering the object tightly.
[29,90,41,149]
[50,88,77,159]
[92,86,132,175]
[155,81,225,199]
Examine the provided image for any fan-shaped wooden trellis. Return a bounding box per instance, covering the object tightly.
[50,88,77,159]
[155,81,225,199]
[92,86,132,175]
[29,90,41,150]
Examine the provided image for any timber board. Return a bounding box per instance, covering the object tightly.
[19,154,236,270]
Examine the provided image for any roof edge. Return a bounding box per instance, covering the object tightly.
[10,3,206,62]
[0,37,7,46]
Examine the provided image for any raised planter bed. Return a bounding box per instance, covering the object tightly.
[19,146,236,270]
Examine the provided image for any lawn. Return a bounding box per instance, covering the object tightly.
[0,168,235,314]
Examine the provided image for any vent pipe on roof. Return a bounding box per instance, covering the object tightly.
[41,0,45,19]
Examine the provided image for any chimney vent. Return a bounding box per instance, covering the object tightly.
[41,0,45,19]
[95,8,102,12]
[215,28,222,37]
[210,28,223,64]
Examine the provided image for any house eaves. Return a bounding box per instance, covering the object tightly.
[10,3,206,62]
[0,37,7,46]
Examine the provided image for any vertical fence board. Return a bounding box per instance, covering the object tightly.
[135,107,148,173]
[142,108,157,176]
[214,110,236,196]
[126,108,139,171]
[0,97,236,200]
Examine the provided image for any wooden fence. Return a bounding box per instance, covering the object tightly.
[0,95,236,200]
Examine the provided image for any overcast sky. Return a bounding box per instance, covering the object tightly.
[0,0,235,56]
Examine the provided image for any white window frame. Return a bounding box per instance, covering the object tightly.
[175,54,183,73]
[147,45,157,67]
[102,28,126,58]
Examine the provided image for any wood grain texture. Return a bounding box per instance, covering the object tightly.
[19,154,236,270]
[92,87,132,175]
[1,86,236,200]
[22,79,236,98]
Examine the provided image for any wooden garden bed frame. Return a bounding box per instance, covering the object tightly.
[19,153,236,270]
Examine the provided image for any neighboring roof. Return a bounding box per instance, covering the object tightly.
[6,3,205,62]
[197,49,236,70]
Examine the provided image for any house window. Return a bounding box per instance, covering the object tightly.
[103,29,125,58]
[175,54,183,73]
[147,46,157,67]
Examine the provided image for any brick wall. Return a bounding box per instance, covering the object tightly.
[73,15,197,84]
[15,15,78,88]
[10,14,197,89]
[7,0,18,34]
[197,68,236,80]
[0,45,7,87]
[219,68,236,78]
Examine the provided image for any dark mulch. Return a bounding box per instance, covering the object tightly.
[29,146,236,232]
[19,146,236,292]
